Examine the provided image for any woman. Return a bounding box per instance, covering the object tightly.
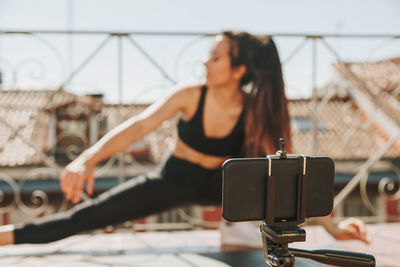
[0,31,369,245]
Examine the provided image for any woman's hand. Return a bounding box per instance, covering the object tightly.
[314,216,371,244]
[335,218,371,244]
[60,157,94,204]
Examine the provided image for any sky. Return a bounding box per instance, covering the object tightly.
[0,0,399,103]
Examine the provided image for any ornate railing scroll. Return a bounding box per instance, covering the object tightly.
[360,163,400,217]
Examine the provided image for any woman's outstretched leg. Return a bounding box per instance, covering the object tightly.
[6,173,198,245]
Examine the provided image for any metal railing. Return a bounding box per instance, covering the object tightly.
[0,30,400,229]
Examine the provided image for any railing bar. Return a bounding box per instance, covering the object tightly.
[310,39,318,155]
[319,38,343,63]
[282,37,309,65]
[1,30,399,38]
[118,36,123,103]
[126,35,176,84]
[60,35,113,89]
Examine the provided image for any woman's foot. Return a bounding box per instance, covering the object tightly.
[0,225,15,246]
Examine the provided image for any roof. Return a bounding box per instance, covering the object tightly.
[0,90,72,166]
[333,59,400,126]
[0,90,157,167]
[1,84,400,167]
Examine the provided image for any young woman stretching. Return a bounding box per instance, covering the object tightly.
[0,31,369,245]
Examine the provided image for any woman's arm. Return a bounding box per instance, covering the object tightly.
[60,86,193,204]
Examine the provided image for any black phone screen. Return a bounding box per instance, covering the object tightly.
[222,157,334,222]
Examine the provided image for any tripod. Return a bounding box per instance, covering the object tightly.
[261,139,375,266]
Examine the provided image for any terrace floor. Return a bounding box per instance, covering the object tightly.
[0,223,398,266]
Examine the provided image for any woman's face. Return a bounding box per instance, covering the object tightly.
[204,35,241,88]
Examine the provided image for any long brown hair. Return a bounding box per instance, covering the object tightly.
[222,31,291,157]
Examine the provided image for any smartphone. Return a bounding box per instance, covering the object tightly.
[222,156,335,222]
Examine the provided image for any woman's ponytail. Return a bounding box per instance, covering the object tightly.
[222,31,292,157]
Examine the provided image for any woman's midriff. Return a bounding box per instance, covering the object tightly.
[172,138,228,169]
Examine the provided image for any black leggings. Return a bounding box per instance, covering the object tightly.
[14,156,222,244]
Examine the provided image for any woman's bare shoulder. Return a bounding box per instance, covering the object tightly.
[169,83,204,105]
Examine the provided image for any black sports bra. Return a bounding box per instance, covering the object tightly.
[177,86,245,157]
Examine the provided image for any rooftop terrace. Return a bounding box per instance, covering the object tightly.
[0,223,398,266]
